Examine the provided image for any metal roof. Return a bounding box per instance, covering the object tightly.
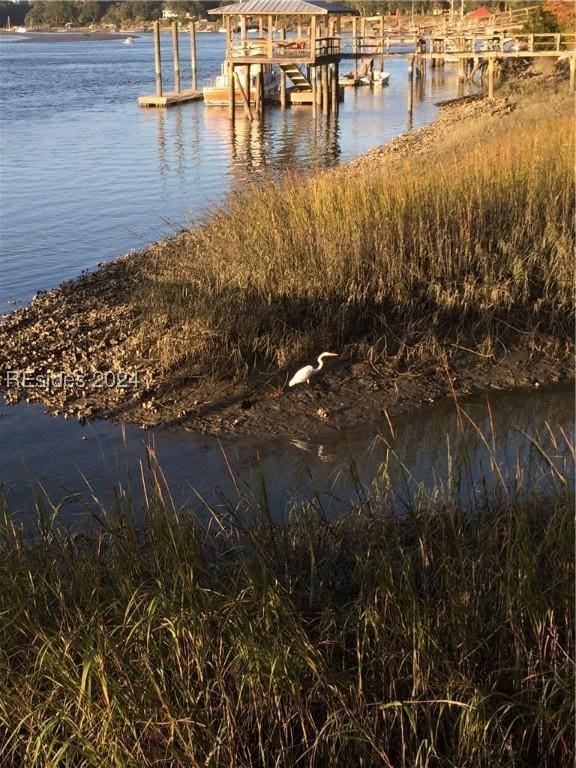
[209,1,356,16]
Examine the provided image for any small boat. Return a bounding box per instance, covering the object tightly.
[360,71,391,86]
[122,36,134,45]
[14,26,27,34]
[203,63,279,106]
[339,72,361,87]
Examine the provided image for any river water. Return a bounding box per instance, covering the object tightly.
[1,32,573,525]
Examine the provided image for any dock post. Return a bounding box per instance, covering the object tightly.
[245,64,252,118]
[487,56,495,99]
[352,16,357,55]
[311,66,317,117]
[315,66,322,107]
[322,64,330,115]
[267,14,273,57]
[255,69,263,115]
[153,21,162,97]
[171,21,181,94]
[331,61,339,113]
[280,27,287,108]
[407,54,414,115]
[189,20,197,91]
[458,56,466,82]
[380,14,385,70]
[570,56,576,91]
[229,62,235,121]
[280,67,287,108]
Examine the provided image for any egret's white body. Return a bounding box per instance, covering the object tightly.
[288,352,338,387]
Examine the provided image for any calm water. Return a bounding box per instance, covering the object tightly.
[0,33,573,524]
[1,385,573,529]
[2,31,475,311]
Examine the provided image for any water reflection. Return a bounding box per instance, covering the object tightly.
[231,117,268,174]
[1,385,573,530]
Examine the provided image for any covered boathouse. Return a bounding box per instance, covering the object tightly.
[207,0,358,117]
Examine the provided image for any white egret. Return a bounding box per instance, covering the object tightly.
[288,352,338,387]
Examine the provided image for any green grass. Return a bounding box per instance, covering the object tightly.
[136,112,574,382]
[0,449,573,767]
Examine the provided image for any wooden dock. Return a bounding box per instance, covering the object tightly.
[138,89,203,108]
[139,5,575,116]
[138,19,200,109]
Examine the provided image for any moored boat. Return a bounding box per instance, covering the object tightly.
[203,63,279,106]
[360,71,391,85]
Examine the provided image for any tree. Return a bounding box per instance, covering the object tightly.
[163,1,203,18]
[0,1,32,26]
[522,8,561,33]
[25,1,76,26]
[75,1,105,25]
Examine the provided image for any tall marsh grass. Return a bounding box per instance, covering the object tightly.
[0,450,573,767]
[139,115,574,379]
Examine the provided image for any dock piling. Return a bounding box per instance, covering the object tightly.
[153,21,162,97]
[171,21,181,94]
[487,56,495,99]
[229,62,236,121]
[322,64,330,115]
[189,20,197,91]
[331,62,339,114]
[280,27,287,108]
[407,55,414,115]
[570,56,576,91]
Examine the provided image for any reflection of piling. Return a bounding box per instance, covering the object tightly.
[189,20,197,91]
[153,21,162,96]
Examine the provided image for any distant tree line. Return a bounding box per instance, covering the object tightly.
[0,1,224,29]
[0,0,563,31]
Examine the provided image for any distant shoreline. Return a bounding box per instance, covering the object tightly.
[0,30,140,42]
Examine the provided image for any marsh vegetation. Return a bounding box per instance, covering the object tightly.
[138,112,573,385]
[0,436,573,767]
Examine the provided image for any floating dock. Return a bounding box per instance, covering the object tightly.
[138,89,203,108]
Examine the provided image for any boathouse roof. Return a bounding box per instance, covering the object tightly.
[209,0,356,16]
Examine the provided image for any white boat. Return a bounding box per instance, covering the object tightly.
[14,26,27,34]
[365,71,391,86]
[203,63,279,106]
[123,36,134,45]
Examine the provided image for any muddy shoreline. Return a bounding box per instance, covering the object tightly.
[1,75,573,440]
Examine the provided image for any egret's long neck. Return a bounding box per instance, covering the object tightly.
[315,354,326,372]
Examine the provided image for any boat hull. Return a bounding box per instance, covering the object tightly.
[203,85,278,107]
